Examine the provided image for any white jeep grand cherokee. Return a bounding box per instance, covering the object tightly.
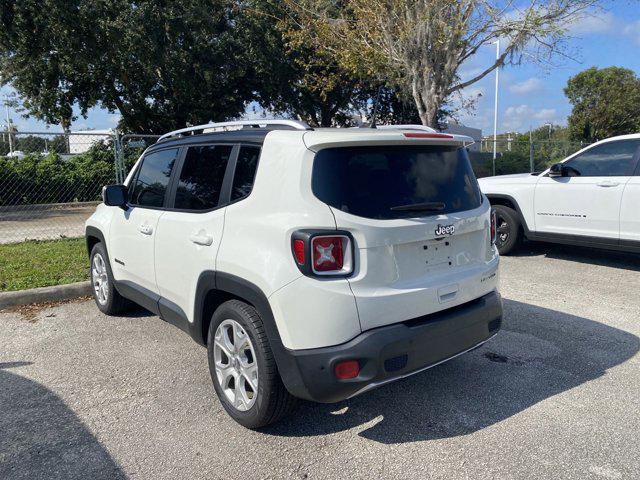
[85,120,502,428]
[479,134,640,255]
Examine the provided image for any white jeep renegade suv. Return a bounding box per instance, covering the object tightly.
[479,134,640,255]
[86,120,502,428]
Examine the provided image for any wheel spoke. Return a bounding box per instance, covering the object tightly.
[216,364,235,387]
[234,373,248,409]
[233,323,247,352]
[214,338,233,358]
[497,225,509,233]
[241,364,258,392]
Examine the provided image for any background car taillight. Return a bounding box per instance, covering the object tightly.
[291,231,354,277]
[491,210,497,244]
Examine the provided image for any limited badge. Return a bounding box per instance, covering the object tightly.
[434,224,455,236]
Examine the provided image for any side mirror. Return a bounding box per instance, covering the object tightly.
[548,163,564,177]
[102,184,128,209]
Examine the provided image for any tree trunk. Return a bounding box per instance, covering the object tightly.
[61,118,72,154]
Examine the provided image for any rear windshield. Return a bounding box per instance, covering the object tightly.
[312,145,482,220]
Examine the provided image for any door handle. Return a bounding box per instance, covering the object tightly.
[138,223,153,235]
[189,233,213,246]
[597,180,620,187]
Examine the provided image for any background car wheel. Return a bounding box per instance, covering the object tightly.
[90,243,130,315]
[207,300,297,429]
[492,205,521,255]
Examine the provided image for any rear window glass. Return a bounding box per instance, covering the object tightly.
[312,145,481,220]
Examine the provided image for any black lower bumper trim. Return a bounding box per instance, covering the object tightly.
[281,290,503,403]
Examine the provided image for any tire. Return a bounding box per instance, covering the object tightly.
[492,204,522,255]
[207,300,297,429]
[89,243,130,315]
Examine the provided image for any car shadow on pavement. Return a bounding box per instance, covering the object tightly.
[511,242,640,272]
[0,361,126,480]
[263,299,639,444]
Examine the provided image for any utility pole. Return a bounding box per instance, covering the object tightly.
[529,126,534,173]
[4,99,14,154]
[492,39,500,177]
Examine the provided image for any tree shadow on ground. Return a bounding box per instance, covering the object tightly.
[263,299,639,444]
[511,241,640,272]
[0,361,126,480]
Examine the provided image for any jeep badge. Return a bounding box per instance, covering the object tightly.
[435,224,455,236]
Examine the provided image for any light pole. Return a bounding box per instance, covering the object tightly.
[544,122,552,140]
[492,39,500,176]
[3,98,14,154]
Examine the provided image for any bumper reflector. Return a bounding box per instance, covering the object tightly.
[334,360,360,379]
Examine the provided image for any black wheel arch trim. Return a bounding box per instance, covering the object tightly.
[85,226,106,257]
[485,194,531,235]
[194,271,311,399]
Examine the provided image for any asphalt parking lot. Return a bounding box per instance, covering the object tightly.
[1,243,639,480]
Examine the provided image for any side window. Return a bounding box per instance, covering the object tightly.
[231,146,261,201]
[174,145,233,210]
[128,148,178,207]
[564,140,640,177]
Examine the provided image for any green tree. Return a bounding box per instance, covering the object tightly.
[565,67,640,142]
[285,0,598,128]
[0,1,259,133]
[249,1,418,127]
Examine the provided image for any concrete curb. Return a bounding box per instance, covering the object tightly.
[0,281,92,310]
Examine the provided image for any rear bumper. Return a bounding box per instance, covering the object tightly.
[280,290,502,403]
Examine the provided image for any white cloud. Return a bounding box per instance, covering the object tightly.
[106,114,121,126]
[502,104,560,132]
[533,108,557,121]
[623,20,640,45]
[509,78,544,95]
[567,11,616,36]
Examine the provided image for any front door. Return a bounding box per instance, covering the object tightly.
[534,139,640,241]
[109,147,180,295]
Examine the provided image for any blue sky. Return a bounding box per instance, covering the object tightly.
[2,2,639,135]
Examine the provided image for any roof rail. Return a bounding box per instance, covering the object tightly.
[157,119,312,142]
[376,124,437,133]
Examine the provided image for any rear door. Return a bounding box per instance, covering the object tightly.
[533,140,640,241]
[109,147,179,296]
[312,144,495,331]
[154,144,236,323]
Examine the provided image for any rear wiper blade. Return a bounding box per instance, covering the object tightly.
[390,202,446,212]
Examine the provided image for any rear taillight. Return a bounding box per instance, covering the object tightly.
[293,239,305,264]
[291,231,354,277]
[312,236,345,273]
[491,210,497,244]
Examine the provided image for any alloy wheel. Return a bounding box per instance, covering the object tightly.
[213,319,259,412]
[92,253,109,305]
[494,211,511,249]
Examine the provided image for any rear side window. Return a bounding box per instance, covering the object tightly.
[312,145,481,220]
[564,140,640,177]
[128,148,179,207]
[231,146,261,201]
[174,145,233,210]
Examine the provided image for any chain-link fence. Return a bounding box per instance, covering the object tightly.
[471,138,590,178]
[1,131,115,244]
[0,131,162,244]
[0,129,590,244]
